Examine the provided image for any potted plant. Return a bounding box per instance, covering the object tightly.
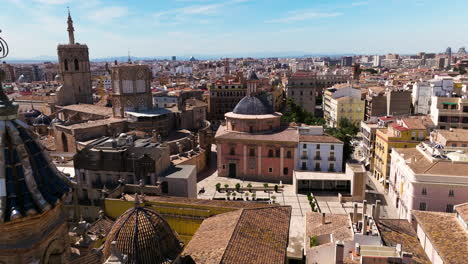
[252,193,256,201]
[232,192,237,200]
[274,184,279,193]
[226,192,231,200]
[263,183,269,192]
[215,183,221,192]
[247,183,253,192]
[235,183,241,192]
[224,184,229,191]
[244,192,250,201]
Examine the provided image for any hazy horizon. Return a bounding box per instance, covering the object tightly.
[2,0,468,59]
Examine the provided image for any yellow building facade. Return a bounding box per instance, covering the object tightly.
[324,85,365,127]
[373,122,428,187]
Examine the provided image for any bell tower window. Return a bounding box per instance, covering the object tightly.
[74,59,79,71]
[64,59,68,71]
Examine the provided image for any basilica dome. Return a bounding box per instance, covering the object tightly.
[103,203,183,264]
[232,95,274,115]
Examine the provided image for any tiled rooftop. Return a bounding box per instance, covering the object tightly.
[393,148,468,177]
[377,219,430,264]
[182,206,291,264]
[299,134,343,144]
[412,210,468,264]
[305,212,352,250]
[215,125,298,143]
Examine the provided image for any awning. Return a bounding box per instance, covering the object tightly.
[442,102,457,105]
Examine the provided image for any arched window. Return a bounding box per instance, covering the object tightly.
[64,59,68,71]
[268,149,274,157]
[276,149,280,157]
[74,59,79,70]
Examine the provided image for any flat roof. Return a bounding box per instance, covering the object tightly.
[294,171,351,181]
[125,108,171,117]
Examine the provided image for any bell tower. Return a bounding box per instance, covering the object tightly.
[56,9,93,106]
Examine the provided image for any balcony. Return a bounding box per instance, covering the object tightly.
[328,156,336,161]
[314,156,321,160]
[301,155,308,160]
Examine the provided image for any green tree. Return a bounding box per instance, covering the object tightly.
[325,118,359,165]
[281,98,325,126]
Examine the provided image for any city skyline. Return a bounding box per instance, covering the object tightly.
[2,0,468,59]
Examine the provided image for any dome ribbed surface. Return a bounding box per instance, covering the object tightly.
[103,206,183,264]
[33,114,52,126]
[232,95,274,115]
[0,119,71,222]
[0,84,71,223]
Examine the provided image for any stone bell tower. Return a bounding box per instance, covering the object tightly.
[55,9,93,106]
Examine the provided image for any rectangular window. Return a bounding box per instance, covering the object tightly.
[449,189,455,197]
[331,145,334,150]
[276,149,280,157]
[303,144,307,149]
[419,202,427,211]
[283,167,289,175]
[315,162,320,171]
[268,168,273,173]
[422,187,427,195]
[301,162,307,170]
[317,144,321,149]
[329,163,335,172]
[249,148,255,157]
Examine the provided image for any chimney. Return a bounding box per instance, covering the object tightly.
[353,203,358,223]
[362,200,367,216]
[362,215,368,235]
[322,213,326,224]
[375,200,381,222]
[355,243,361,256]
[335,241,344,264]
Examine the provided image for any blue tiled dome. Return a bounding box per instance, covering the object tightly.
[0,87,71,222]
[232,95,274,115]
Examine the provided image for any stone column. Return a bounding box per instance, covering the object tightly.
[217,143,222,174]
[258,145,262,176]
[243,145,247,176]
[280,147,284,177]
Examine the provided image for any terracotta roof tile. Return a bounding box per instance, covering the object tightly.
[377,219,430,264]
[182,206,291,264]
[412,210,468,264]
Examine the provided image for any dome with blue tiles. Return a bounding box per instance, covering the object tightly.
[0,84,71,223]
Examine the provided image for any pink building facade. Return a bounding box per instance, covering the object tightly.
[388,147,468,221]
[215,84,298,183]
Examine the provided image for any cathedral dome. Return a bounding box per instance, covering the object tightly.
[33,114,52,126]
[0,88,71,222]
[232,95,274,115]
[103,204,183,264]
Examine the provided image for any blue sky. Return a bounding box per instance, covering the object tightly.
[1,0,468,59]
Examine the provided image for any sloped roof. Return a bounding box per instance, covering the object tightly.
[182,206,291,264]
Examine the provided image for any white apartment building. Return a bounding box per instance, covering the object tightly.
[411,80,431,115]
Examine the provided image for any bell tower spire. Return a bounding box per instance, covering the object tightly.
[67,7,75,45]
